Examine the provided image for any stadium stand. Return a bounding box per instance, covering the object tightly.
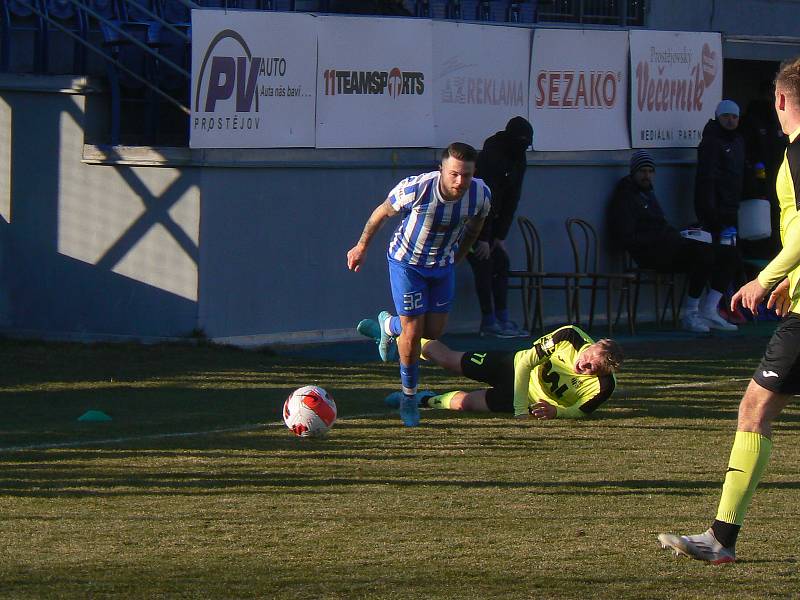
[0,0,643,144]
[1,0,49,72]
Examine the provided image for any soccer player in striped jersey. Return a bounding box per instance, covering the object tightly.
[347,142,491,427]
[658,56,800,564]
[385,325,622,420]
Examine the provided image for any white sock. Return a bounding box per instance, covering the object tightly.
[383,317,393,336]
[702,289,723,316]
[684,295,700,313]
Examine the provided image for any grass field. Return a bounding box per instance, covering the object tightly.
[2,327,800,599]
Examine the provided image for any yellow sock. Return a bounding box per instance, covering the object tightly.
[715,430,773,526]
[427,391,459,410]
[419,338,431,361]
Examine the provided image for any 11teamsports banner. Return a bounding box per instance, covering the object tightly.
[529,29,629,151]
[432,21,530,149]
[189,9,726,151]
[315,16,434,148]
[629,30,723,148]
[190,10,317,148]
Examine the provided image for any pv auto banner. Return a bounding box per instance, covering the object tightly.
[530,28,630,151]
[432,21,530,149]
[190,10,317,148]
[315,16,434,148]
[629,30,722,148]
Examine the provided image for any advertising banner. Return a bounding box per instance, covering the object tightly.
[316,16,434,148]
[190,10,317,148]
[629,30,723,148]
[530,28,629,151]
[432,22,530,149]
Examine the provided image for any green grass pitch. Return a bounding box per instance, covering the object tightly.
[1,328,799,598]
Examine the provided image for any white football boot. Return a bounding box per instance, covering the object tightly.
[658,529,736,564]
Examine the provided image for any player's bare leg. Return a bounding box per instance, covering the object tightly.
[659,380,790,563]
[438,389,490,412]
[421,311,449,340]
[420,339,465,374]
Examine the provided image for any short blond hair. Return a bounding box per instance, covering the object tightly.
[775,56,800,108]
[594,338,623,373]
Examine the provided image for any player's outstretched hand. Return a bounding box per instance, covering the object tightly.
[731,278,768,314]
[529,401,556,420]
[347,244,366,272]
[767,278,791,317]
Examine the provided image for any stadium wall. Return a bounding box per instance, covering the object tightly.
[0,74,699,344]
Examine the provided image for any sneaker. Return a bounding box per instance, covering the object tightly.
[384,390,436,409]
[657,529,736,564]
[399,394,421,427]
[681,311,710,333]
[377,311,398,362]
[720,304,749,324]
[357,317,397,361]
[480,321,516,338]
[499,320,529,338]
[701,309,738,331]
[356,318,380,340]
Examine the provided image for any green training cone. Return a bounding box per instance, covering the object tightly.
[77,410,112,422]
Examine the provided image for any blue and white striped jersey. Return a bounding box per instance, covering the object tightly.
[386,171,491,267]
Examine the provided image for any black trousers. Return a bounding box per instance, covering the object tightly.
[633,238,739,299]
[467,243,510,317]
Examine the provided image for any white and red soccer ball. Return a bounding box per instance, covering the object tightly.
[283,385,337,438]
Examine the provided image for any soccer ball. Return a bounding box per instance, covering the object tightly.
[283,385,337,438]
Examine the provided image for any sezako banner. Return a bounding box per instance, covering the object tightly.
[190,10,317,148]
[629,30,722,148]
[316,16,434,148]
[432,21,530,149]
[530,28,629,151]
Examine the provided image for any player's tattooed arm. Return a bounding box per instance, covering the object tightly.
[347,200,397,272]
[454,215,486,264]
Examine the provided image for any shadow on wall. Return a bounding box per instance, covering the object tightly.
[3,90,199,339]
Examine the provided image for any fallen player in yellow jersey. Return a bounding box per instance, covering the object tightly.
[385,325,623,419]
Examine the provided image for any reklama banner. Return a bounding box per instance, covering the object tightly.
[315,16,434,148]
[529,28,630,151]
[432,21,530,149]
[190,10,317,148]
[629,30,723,148]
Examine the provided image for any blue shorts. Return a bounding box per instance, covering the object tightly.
[387,257,455,317]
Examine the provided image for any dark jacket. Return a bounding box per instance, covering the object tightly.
[475,118,532,242]
[694,119,746,234]
[608,175,683,265]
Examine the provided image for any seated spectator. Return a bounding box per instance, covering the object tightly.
[608,150,739,333]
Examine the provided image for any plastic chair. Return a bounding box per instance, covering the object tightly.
[565,217,636,335]
[508,216,577,334]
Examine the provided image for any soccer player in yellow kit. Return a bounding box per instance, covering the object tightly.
[385,325,622,419]
[658,56,800,564]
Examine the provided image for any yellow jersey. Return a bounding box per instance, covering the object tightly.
[757,126,800,312]
[512,325,616,418]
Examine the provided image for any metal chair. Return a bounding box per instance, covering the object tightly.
[565,217,636,335]
[508,216,576,334]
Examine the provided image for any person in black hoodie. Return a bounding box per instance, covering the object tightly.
[694,99,746,238]
[609,150,738,332]
[468,116,533,338]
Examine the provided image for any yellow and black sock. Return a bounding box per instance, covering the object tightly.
[426,391,459,410]
[419,338,431,361]
[712,430,773,548]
